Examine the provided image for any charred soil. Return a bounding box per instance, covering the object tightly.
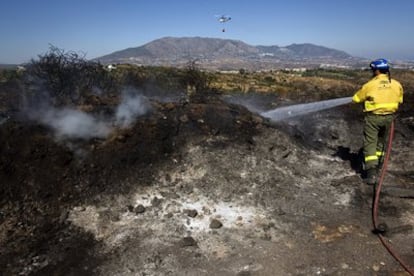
[1,87,414,275]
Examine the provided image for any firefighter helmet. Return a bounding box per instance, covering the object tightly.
[370,58,389,71]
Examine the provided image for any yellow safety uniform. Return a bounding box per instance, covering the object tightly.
[352,73,403,172]
[352,74,403,114]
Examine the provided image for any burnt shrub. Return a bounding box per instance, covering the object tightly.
[24,45,114,106]
[180,60,218,103]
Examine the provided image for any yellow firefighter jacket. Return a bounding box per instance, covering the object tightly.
[352,74,403,114]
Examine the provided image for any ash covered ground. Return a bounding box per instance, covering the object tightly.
[1,84,414,276]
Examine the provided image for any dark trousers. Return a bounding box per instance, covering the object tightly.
[363,113,394,170]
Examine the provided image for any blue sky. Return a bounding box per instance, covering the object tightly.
[1,0,413,64]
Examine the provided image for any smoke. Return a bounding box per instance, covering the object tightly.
[37,107,111,139]
[115,91,151,127]
[25,88,151,140]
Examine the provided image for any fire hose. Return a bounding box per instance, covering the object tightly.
[372,120,414,275]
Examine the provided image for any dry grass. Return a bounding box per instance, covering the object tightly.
[209,69,414,100]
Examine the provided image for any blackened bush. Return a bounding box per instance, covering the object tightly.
[25,45,113,106]
[180,59,217,102]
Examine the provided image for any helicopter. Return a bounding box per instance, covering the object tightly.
[217,15,231,23]
[215,15,231,32]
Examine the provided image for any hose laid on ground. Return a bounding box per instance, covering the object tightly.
[372,120,414,275]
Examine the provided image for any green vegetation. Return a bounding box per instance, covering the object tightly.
[302,68,360,79]
[0,68,21,83]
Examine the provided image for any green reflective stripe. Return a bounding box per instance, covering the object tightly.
[365,102,399,111]
[376,151,384,156]
[365,155,378,162]
[352,94,361,103]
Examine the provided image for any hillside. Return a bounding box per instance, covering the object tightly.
[95,37,364,70]
[1,61,414,275]
[2,88,414,276]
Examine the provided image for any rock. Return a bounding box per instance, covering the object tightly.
[181,236,197,247]
[127,205,134,212]
[184,209,198,218]
[210,219,223,229]
[134,204,146,214]
[151,197,163,207]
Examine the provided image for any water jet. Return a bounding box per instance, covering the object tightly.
[261,97,352,122]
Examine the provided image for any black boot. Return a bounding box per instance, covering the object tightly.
[365,168,377,185]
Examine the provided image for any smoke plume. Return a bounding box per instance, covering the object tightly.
[25,88,151,140]
[37,107,111,139]
[115,91,151,127]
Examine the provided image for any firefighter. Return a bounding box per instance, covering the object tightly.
[352,58,403,184]
[352,59,403,185]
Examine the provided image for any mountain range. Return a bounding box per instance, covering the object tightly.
[95,37,366,70]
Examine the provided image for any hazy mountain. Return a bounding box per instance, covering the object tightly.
[257,43,350,59]
[95,37,362,70]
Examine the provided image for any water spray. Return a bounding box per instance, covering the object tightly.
[260,96,352,122]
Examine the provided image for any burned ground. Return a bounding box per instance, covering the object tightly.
[1,73,414,275]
